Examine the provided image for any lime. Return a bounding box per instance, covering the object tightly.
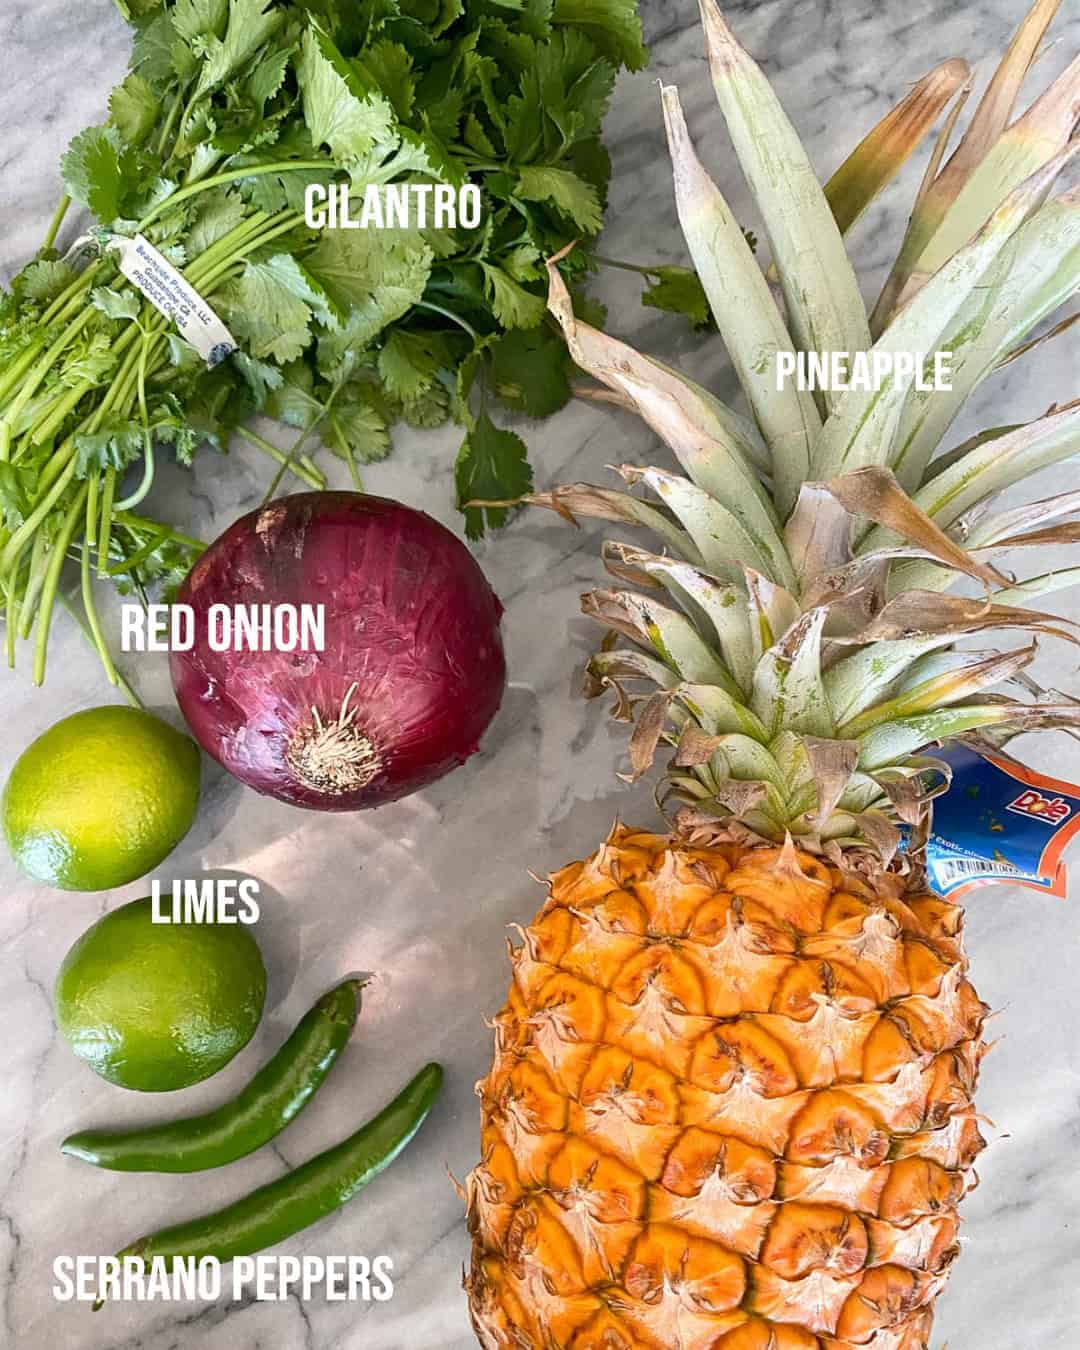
[55,896,267,1092]
[3,705,201,891]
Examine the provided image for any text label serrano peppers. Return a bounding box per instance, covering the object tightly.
[98,1061,443,1296]
[63,979,364,1173]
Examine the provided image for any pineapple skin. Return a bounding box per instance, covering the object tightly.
[466,827,987,1349]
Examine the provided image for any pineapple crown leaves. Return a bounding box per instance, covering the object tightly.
[533,0,1080,853]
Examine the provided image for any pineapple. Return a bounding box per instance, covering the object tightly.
[466,2,1080,1347]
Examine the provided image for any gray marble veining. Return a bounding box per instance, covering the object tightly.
[2,1,1079,1347]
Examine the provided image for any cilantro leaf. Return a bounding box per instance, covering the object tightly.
[297,22,397,167]
[233,351,285,404]
[74,417,145,477]
[306,233,432,352]
[248,44,292,113]
[220,258,315,364]
[358,39,415,121]
[193,0,284,101]
[13,260,77,305]
[567,135,612,206]
[108,74,161,146]
[516,165,602,233]
[399,381,451,428]
[463,111,497,158]
[641,265,714,330]
[0,463,30,529]
[171,0,228,42]
[422,90,465,145]
[129,13,180,83]
[91,287,142,321]
[456,412,533,540]
[481,0,552,44]
[490,326,571,417]
[365,125,461,187]
[537,30,616,151]
[504,68,544,163]
[501,244,542,283]
[325,396,391,472]
[267,360,322,428]
[60,334,119,388]
[61,126,137,224]
[431,0,464,39]
[480,262,546,330]
[233,130,328,212]
[553,0,647,71]
[377,329,441,402]
[154,411,202,467]
[165,333,202,371]
[115,0,165,18]
[455,332,493,411]
[479,20,541,77]
[187,190,248,256]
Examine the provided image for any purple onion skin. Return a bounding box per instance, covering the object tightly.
[170,493,506,810]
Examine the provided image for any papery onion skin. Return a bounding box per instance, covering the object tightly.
[169,492,506,810]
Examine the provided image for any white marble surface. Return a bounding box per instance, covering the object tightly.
[2,1,1079,1347]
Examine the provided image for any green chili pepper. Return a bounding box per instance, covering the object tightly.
[96,1061,443,1302]
[63,978,365,1173]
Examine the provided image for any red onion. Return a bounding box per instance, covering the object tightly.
[170,492,506,810]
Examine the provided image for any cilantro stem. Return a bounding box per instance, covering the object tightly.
[592,254,658,276]
[169,86,211,168]
[0,338,48,410]
[206,211,305,270]
[186,210,273,278]
[591,253,650,272]
[105,523,168,577]
[82,473,118,686]
[18,532,49,639]
[115,441,155,511]
[136,325,151,424]
[234,426,326,490]
[137,163,329,233]
[415,300,479,340]
[0,308,96,458]
[22,387,92,456]
[262,414,327,503]
[0,451,78,580]
[5,575,18,669]
[156,90,183,159]
[341,441,362,492]
[113,327,157,513]
[97,467,117,575]
[26,316,144,451]
[58,592,140,709]
[113,511,205,554]
[41,259,107,327]
[32,481,88,686]
[95,328,159,428]
[42,195,72,254]
[448,156,504,172]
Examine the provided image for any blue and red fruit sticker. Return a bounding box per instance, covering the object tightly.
[924,744,1080,899]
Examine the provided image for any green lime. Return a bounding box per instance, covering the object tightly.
[3,705,201,891]
[55,896,267,1092]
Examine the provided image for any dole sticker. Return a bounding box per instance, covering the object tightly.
[1006,789,1072,826]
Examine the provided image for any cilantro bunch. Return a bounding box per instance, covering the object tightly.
[0,0,646,687]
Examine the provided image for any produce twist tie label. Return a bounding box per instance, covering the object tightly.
[924,744,1080,899]
[110,234,237,368]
